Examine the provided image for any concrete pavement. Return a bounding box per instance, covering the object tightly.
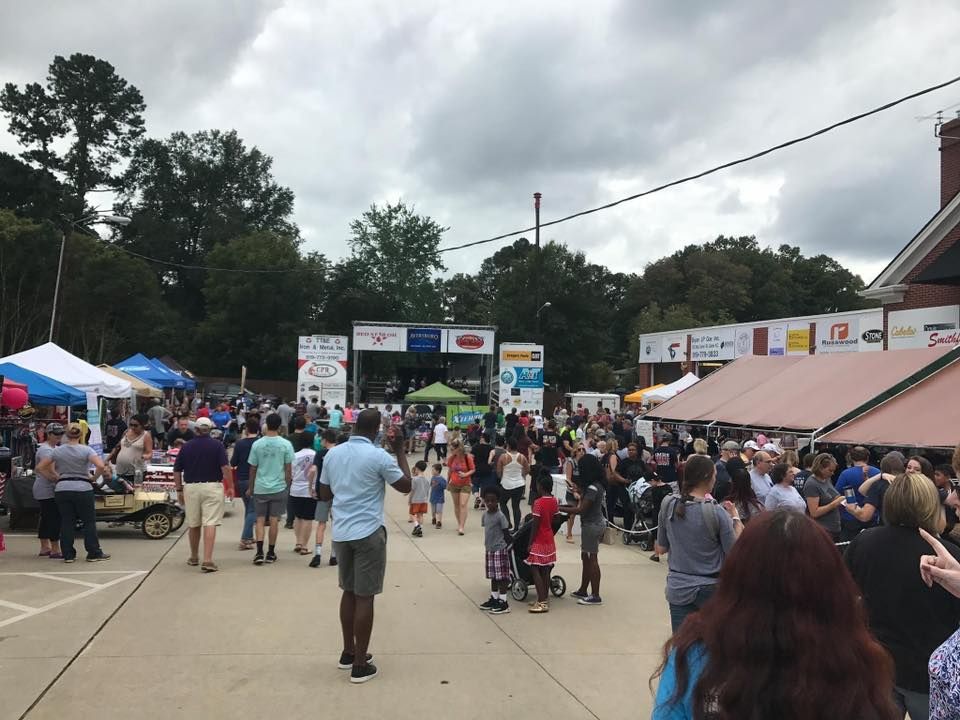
[1,476,671,719]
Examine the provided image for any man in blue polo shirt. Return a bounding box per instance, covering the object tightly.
[318,408,411,684]
[835,446,879,542]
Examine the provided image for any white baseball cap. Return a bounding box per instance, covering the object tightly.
[742,440,760,451]
[195,417,214,429]
[762,442,783,455]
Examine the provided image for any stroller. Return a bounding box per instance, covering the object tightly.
[506,511,568,602]
[622,479,658,550]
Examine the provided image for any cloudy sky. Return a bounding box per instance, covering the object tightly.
[3,0,960,283]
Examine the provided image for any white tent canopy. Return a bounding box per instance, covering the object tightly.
[645,372,700,403]
[0,342,131,398]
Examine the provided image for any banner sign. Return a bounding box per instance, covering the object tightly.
[86,392,103,455]
[690,329,735,361]
[298,335,348,408]
[352,326,402,352]
[661,334,686,363]
[767,324,786,356]
[447,329,495,355]
[858,311,884,352]
[406,327,442,352]
[787,324,810,355]
[888,305,960,350]
[815,312,884,354]
[639,336,662,363]
[734,327,754,358]
[499,343,544,412]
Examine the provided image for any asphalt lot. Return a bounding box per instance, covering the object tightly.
[0,472,671,720]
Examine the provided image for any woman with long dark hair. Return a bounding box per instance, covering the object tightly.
[655,455,742,632]
[652,511,899,720]
[725,468,763,524]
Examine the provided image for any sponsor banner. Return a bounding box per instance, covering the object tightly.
[858,311,884,352]
[499,343,544,412]
[768,324,787,356]
[888,305,960,350]
[449,405,489,426]
[447,329,495,354]
[690,328,735,361]
[352,326,403,352]
[815,315,862,354]
[406,327,442,352]
[86,392,103,455]
[734,327,754,358]
[661,334,686,363]
[787,324,811,355]
[639,336,662,363]
[298,335,348,407]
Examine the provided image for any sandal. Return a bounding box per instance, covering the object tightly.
[528,602,549,614]
[566,536,575,543]
[38,550,51,557]
[297,547,312,555]
[238,541,254,551]
[293,544,303,553]
[187,557,200,567]
[201,562,219,573]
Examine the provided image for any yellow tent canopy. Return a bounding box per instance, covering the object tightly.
[97,364,163,398]
[624,383,665,404]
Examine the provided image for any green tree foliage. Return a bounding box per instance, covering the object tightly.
[195,233,327,377]
[1,53,145,201]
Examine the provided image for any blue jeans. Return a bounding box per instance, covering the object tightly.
[236,481,256,542]
[669,585,716,633]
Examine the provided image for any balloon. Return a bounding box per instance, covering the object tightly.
[1,385,28,410]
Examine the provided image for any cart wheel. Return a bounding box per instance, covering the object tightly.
[622,531,632,545]
[550,575,567,598]
[510,579,528,601]
[170,509,185,532]
[640,538,654,552]
[142,511,172,539]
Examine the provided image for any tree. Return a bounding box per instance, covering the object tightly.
[194,232,327,377]
[117,129,298,319]
[1,53,146,202]
[0,152,77,222]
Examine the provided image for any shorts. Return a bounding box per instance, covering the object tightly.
[485,548,510,580]
[430,500,445,511]
[581,522,605,555]
[409,502,428,515]
[448,484,472,496]
[334,526,388,597]
[404,427,416,439]
[183,482,225,528]
[315,500,331,523]
[290,495,317,520]
[254,490,287,519]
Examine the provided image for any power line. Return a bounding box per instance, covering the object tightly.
[436,73,960,254]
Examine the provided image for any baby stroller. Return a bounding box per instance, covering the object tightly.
[623,479,657,551]
[506,511,568,601]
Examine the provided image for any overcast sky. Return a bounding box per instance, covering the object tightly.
[3,0,960,284]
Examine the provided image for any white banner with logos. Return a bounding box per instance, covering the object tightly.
[733,327,754,358]
[661,334,687,363]
[298,335,348,407]
[815,313,884,354]
[888,305,960,350]
[639,336,662,363]
[767,324,787,356]
[858,311,884,352]
[690,328,735,361]
[446,328,495,355]
[499,343,544,412]
[352,326,403,352]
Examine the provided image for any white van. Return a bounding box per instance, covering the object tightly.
[565,391,621,414]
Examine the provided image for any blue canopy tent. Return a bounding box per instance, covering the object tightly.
[0,362,86,406]
[150,357,196,391]
[115,353,183,389]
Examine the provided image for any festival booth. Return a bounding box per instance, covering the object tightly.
[98,364,163,399]
[1,342,131,398]
[624,384,664,405]
[641,347,956,446]
[644,373,700,404]
[405,382,471,418]
[115,353,186,391]
[819,356,960,450]
[151,357,196,391]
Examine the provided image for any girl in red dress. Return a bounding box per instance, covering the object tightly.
[526,474,559,613]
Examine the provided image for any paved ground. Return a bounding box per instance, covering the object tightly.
[1,471,671,720]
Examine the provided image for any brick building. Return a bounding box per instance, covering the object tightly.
[637,116,960,388]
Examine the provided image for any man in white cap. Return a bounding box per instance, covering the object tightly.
[741,440,760,464]
[761,442,782,460]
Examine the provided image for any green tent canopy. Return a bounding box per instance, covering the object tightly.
[404,381,470,403]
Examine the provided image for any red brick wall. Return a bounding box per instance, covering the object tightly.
[638,364,651,388]
[753,326,768,354]
[941,117,960,208]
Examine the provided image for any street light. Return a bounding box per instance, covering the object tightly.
[49,212,132,343]
[536,301,551,317]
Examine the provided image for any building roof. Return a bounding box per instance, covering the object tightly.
[861,190,960,303]
[819,357,960,449]
[913,239,960,285]
[641,347,954,433]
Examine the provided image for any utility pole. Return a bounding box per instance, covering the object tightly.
[533,192,542,342]
[534,192,541,248]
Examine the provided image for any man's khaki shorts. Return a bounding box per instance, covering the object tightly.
[183,482,225,528]
[334,526,387,597]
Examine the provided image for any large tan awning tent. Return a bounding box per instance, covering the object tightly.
[642,347,956,434]
[98,365,163,398]
[819,358,960,449]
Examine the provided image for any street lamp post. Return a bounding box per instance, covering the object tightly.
[535,301,551,343]
[48,212,131,343]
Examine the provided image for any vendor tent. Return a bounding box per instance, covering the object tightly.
[0,362,85,406]
[404,382,470,403]
[0,342,131,398]
[98,365,163,399]
[642,347,955,434]
[115,353,182,389]
[645,373,700,403]
[624,384,664,404]
[819,358,960,449]
[151,357,196,390]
